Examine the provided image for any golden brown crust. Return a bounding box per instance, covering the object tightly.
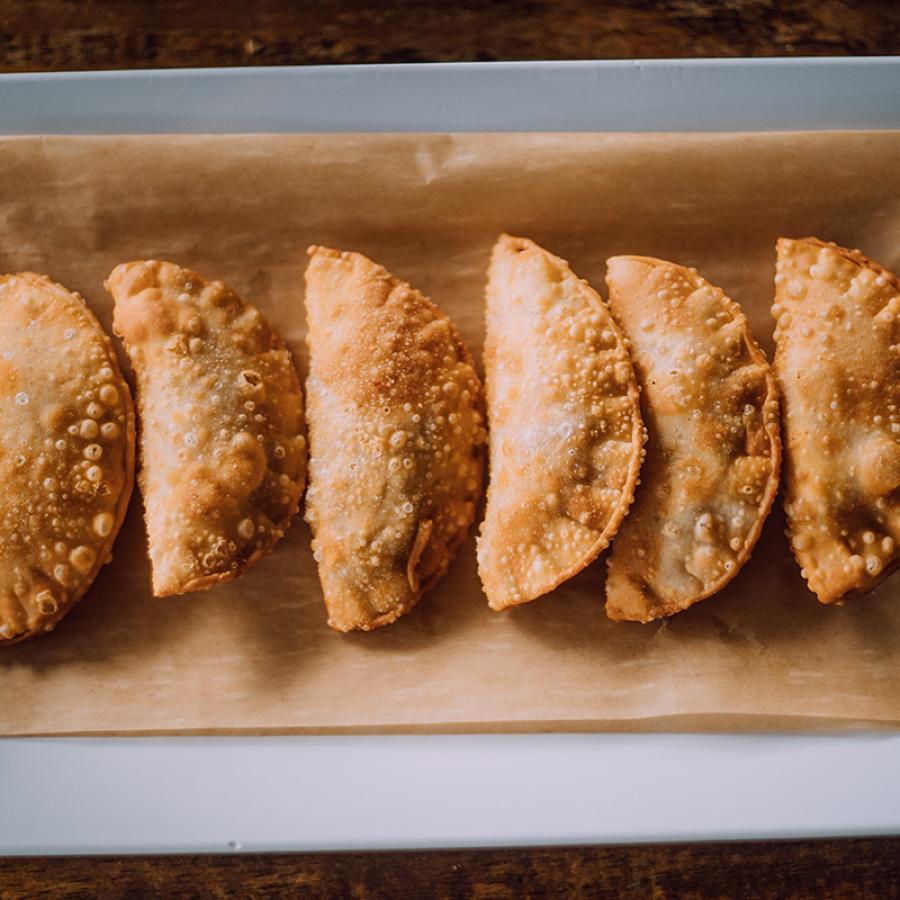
[605,256,781,622]
[773,237,900,603]
[107,260,306,597]
[304,246,485,632]
[477,235,645,610]
[0,273,135,645]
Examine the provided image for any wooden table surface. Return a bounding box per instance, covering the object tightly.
[0,0,898,69]
[1,1,899,897]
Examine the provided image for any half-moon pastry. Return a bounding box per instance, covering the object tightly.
[107,260,306,596]
[774,237,900,603]
[605,255,781,622]
[0,273,135,645]
[477,235,645,610]
[304,246,485,632]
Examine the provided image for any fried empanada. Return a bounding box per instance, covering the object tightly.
[0,273,135,645]
[774,237,900,603]
[304,246,485,632]
[477,235,645,610]
[107,261,306,596]
[605,256,781,622]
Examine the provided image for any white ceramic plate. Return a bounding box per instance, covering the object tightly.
[2,60,900,855]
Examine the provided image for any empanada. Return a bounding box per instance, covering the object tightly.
[605,256,781,622]
[477,235,645,610]
[107,261,306,596]
[0,273,135,644]
[304,246,485,632]
[774,237,900,602]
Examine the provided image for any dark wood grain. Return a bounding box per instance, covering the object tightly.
[2,839,900,898]
[0,0,897,72]
[1,0,898,895]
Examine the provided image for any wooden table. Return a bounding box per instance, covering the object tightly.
[1,839,899,897]
[2,1,898,896]
[0,0,898,68]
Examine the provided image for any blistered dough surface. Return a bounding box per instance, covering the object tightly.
[774,237,900,603]
[0,273,135,644]
[108,260,306,596]
[304,246,485,632]
[477,235,645,609]
[605,256,781,622]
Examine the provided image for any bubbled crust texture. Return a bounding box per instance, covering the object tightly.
[477,235,645,610]
[0,273,135,645]
[605,256,781,623]
[107,261,306,597]
[304,246,485,632]
[774,238,900,603]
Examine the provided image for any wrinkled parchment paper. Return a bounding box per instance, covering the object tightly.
[2,132,899,735]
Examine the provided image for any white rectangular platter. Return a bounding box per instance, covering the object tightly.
[1,59,899,855]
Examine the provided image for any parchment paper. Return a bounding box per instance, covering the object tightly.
[2,132,899,735]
